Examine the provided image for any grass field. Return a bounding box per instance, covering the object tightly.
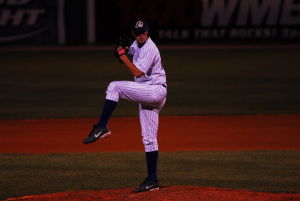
[1,151,300,200]
[1,48,300,119]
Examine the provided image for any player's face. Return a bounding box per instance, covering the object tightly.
[133,31,149,46]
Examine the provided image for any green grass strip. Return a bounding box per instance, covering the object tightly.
[1,151,300,200]
[1,48,300,119]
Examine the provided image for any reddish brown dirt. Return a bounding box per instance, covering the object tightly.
[0,115,300,153]
[4,186,300,201]
[1,115,300,201]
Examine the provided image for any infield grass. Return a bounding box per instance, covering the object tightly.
[1,48,300,119]
[1,151,300,200]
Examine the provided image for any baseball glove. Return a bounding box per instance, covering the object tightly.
[113,35,133,58]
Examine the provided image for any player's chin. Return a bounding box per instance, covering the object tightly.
[137,39,146,44]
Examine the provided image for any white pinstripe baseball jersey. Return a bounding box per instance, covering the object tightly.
[129,37,167,86]
[106,36,167,152]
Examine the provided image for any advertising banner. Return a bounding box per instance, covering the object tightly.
[97,0,300,43]
[0,0,62,45]
[1,0,299,46]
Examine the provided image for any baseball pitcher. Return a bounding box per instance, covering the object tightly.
[83,18,167,193]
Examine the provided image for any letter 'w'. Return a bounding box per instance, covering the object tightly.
[201,0,239,26]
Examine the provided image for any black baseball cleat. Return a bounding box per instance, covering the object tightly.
[132,178,160,193]
[83,125,111,144]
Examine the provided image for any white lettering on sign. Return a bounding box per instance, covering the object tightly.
[229,28,278,39]
[0,9,45,26]
[194,29,227,39]
[281,28,300,39]
[201,0,239,26]
[200,0,300,26]
[281,0,300,25]
[237,0,281,26]
[158,29,190,40]
[0,0,48,43]
[0,0,46,27]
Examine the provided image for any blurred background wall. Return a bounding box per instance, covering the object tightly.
[1,0,300,46]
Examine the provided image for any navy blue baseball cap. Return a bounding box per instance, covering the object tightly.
[131,18,149,35]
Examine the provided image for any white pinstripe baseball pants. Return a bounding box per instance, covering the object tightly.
[106,81,167,152]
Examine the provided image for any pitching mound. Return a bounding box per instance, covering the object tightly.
[5,186,300,201]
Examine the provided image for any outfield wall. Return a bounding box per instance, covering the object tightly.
[0,0,300,46]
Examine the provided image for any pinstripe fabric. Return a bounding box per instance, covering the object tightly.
[106,81,166,107]
[129,37,166,86]
[106,37,167,152]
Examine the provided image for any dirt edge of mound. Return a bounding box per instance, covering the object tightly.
[4,186,300,201]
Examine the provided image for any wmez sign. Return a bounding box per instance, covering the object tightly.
[154,0,300,41]
[0,0,57,44]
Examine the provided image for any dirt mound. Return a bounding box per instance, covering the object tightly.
[5,186,300,201]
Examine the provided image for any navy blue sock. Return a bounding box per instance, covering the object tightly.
[146,151,158,181]
[97,99,117,128]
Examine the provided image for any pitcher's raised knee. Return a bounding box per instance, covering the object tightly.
[106,81,120,102]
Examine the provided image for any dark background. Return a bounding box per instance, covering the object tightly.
[1,0,300,46]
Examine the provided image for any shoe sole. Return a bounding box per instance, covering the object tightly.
[149,187,159,191]
[132,187,160,193]
[99,131,111,139]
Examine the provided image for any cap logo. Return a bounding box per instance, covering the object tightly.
[135,21,143,28]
